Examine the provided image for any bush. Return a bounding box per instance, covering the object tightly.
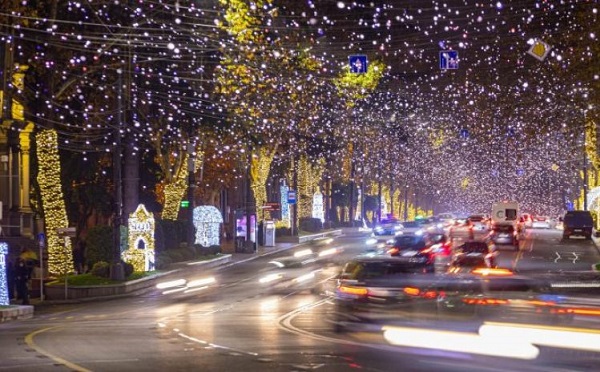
[299,217,323,233]
[155,255,172,270]
[276,227,291,236]
[86,225,113,269]
[122,261,134,278]
[165,250,184,262]
[195,245,221,256]
[90,261,110,278]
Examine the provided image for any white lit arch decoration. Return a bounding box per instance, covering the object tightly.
[312,191,324,223]
[123,204,155,272]
[0,242,9,306]
[193,206,223,247]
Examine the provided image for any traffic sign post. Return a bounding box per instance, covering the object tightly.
[348,55,368,73]
[287,191,297,205]
[440,50,459,70]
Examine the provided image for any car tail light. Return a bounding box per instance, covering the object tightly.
[388,247,400,256]
[338,285,369,296]
[462,298,509,305]
[404,287,420,296]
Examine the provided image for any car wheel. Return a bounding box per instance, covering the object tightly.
[585,234,592,240]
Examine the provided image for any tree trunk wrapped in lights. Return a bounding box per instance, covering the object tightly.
[297,156,325,220]
[36,129,74,277]
[250,146,275,223]
[160,151,189,221]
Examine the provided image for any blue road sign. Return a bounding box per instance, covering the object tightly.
[349,55,368,73]
[459,128,469,139]
[287,190,297,205]
[440,50,459,70]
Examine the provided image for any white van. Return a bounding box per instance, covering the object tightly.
[491,202,519,226]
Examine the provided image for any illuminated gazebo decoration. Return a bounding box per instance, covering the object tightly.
[280,183,290,227]
[312,191,324,223]
[123,204,155,272]
[0,242,9,306]
[193,206,223,247]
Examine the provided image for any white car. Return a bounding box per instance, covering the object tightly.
[468,214,490,232]
[449,218,474,241]
[396,221,426,236]
[531,216,552,229]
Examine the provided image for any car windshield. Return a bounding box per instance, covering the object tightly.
[393,235,427,249]
[458,242,488,253]
[469,216,484,222]
[494,225,514,233]
[341,261,426,280]
[401,221,420,228]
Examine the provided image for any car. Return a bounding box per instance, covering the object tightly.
[448,218,474,241]
[521,213,533,229]
[447,252,491,273]
[468,214,490,232]
[562,210,594,239]
[396,220,426,235]
[453,240,498,268]
[372,218,403,235]
[489,224,519,250]
[257,256,325,294]
[531,216,553,229]
[331,256,437,332]
[437,212,456,227]
[386,234,438,273]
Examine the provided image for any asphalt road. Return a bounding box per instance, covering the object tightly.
[1,230,599,371]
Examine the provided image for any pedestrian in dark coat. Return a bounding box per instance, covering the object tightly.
[15,259,30,305]
[6,259,15,300]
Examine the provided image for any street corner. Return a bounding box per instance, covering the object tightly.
[0,304,34,323]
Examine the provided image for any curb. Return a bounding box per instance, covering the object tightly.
[0,305,34,323]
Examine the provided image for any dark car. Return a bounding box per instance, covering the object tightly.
[372,218,402,235]
[489,224,519,250]
[386,234,436,272]
[562,210,594,239]
[453,241,497,268]
[332,257,437,332]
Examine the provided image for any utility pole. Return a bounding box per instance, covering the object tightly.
[110,69,124,281]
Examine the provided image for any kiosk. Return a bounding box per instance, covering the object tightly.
[263,220,275,247]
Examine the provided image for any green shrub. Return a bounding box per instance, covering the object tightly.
[178,247,195,261]
[195,245,221,256]
[593,262,600,272]
[165,250,183,262]
[86,225,113,269]
[90,261,110,278]
[276,227,291,236]
[299,217,323,233]
[123,261,134,278]
[155,255,172,270]
[156,219,187,250]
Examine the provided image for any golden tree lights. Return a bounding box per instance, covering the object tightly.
[297,156,325,220]
[36,130,73,277]
[250,147,274,223]
[161,152,189,221]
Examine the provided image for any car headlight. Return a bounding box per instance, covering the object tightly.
[375,226,383,232]
[366,238,378,245]
[394,225,402,230]
[415,229,424,236]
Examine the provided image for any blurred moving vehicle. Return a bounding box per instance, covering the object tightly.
[562,210,594,240]
[488,224,519,250]
[331,257,437,332]
[372,218,403,235]
[386,234,439,273]
[258,256,325,294]
[437,212,456,227]
[332,257,567,331]
[453,240,498,268]
[531,216,553,229]
[396,220,425,235]
[521,213,533,229]
[468,214,490,232]
[448,218,474,241]
[448,252,493,273]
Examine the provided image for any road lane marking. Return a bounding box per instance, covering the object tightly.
[25,327,92,372]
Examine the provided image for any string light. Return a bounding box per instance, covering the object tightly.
[0,243,9,306]
[193,206,223,247]
[36,130,74,277]
[123,204,155,272]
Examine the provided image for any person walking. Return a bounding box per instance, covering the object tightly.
[6,259,15,301]
[15,259,30,305]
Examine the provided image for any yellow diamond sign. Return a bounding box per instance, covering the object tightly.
[527,39,551,61]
